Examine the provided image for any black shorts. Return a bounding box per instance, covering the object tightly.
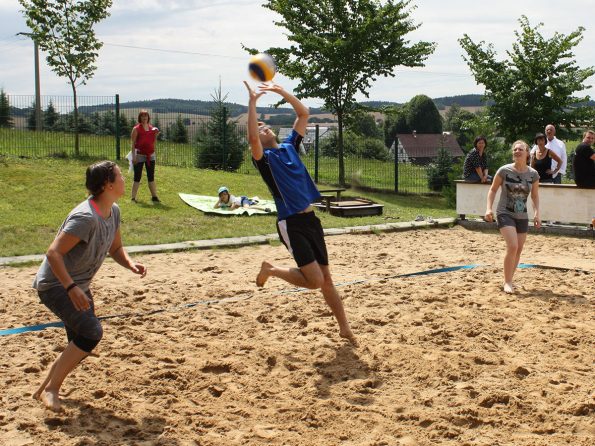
[497,214,529,233]
[277,211,329,267]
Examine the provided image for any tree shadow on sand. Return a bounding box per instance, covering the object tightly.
[42,401,177,445]
[314,344,380,406]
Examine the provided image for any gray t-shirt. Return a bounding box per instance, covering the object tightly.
[495,164,540,219]
[33,199,121,292]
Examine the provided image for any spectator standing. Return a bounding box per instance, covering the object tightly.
[573,130,595,188]
[530,133,562,183]
[544,124,567,184]
[130,110,160,203]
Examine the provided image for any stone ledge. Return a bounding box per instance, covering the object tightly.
[457,218,595,238]
[0,218,456,266]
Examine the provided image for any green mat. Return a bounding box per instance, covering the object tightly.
[178,193,277,216]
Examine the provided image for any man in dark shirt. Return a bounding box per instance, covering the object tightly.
[573,130,595,188]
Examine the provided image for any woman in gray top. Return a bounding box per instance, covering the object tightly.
[32,161,147,412]
[485,140,541,294]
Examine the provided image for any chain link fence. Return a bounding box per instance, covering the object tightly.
[0,94,459,194]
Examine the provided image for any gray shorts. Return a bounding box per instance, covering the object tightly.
[497,214,529,234]
[38,286,103,341]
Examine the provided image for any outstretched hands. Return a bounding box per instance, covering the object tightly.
[243,81,266,102]
[243,81,285,101]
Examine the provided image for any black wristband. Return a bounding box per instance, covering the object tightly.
[65,283,78,292]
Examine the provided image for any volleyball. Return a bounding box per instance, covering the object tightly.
[248,53,276,82]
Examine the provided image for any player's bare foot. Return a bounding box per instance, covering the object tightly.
[340,329,358,346]
[503,282,514,294]
[256,261,273,287]
[40,390,62,412]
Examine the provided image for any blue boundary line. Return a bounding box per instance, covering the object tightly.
[280,264,483,294]
[1,264,589,337]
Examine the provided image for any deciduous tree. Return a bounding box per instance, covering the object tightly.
[19,0,112,154]
[459,15,595,142]
[246,0,434,185]
[406,94,442,133]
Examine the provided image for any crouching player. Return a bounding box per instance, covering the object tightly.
[32,161,146,411]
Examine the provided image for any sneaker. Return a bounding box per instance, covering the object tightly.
[414,215,424,221]
[151,196,160,202]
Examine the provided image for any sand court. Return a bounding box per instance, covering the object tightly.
[0,226,593,445]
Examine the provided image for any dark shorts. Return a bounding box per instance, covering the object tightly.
[497,214,529,233]
[38,286,103,341]
[277,211,329,267]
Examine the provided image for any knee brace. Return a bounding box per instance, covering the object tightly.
[73,333,102,353]
[73,318,103,353]
[65,326,77,343]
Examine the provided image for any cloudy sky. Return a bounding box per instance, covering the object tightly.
[0,0,593,107]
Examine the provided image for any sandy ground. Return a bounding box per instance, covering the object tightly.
[0,226,593,446]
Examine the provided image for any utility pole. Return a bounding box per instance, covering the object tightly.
[17,32,42,131]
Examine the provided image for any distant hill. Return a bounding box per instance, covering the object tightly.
[78,98,328,118]
[433,94,490,108]
[358,100,402,109]
[360,95,490,110]
[11,94,594,120]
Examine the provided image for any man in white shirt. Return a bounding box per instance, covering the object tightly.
[544,124,567,184]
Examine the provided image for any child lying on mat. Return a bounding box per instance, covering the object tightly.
[214,186,259,210]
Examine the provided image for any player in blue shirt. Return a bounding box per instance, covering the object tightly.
[243,81,355,344]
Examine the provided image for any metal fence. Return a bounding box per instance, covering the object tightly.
[0,94,453,194]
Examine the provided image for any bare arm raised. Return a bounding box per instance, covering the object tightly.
[258,83,309,136]
[243,81,265,160]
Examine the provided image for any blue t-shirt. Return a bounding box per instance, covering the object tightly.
[253,129,320,220]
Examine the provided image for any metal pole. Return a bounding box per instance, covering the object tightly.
[17,32,42,131]
[115,94,121,160]
[314,124,320,183]
[394,138,399,193]
[33,41,42,131]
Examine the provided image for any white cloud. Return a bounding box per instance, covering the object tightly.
[1,0,593,106]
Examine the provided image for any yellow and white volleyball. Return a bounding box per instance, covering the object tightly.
[248,53,276,82]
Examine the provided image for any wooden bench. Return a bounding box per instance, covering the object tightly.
[318,188,346,200]
[455,180,595,225]
[314,188,383,216]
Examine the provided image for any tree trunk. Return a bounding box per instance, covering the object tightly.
[337,110,345,186]
[71,82,79,157]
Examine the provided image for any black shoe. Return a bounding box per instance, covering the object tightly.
[151,196,161,202]
[131,198,137,203]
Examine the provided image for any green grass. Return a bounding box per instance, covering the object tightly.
[0,156,455,257]
[0,128,432,193]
